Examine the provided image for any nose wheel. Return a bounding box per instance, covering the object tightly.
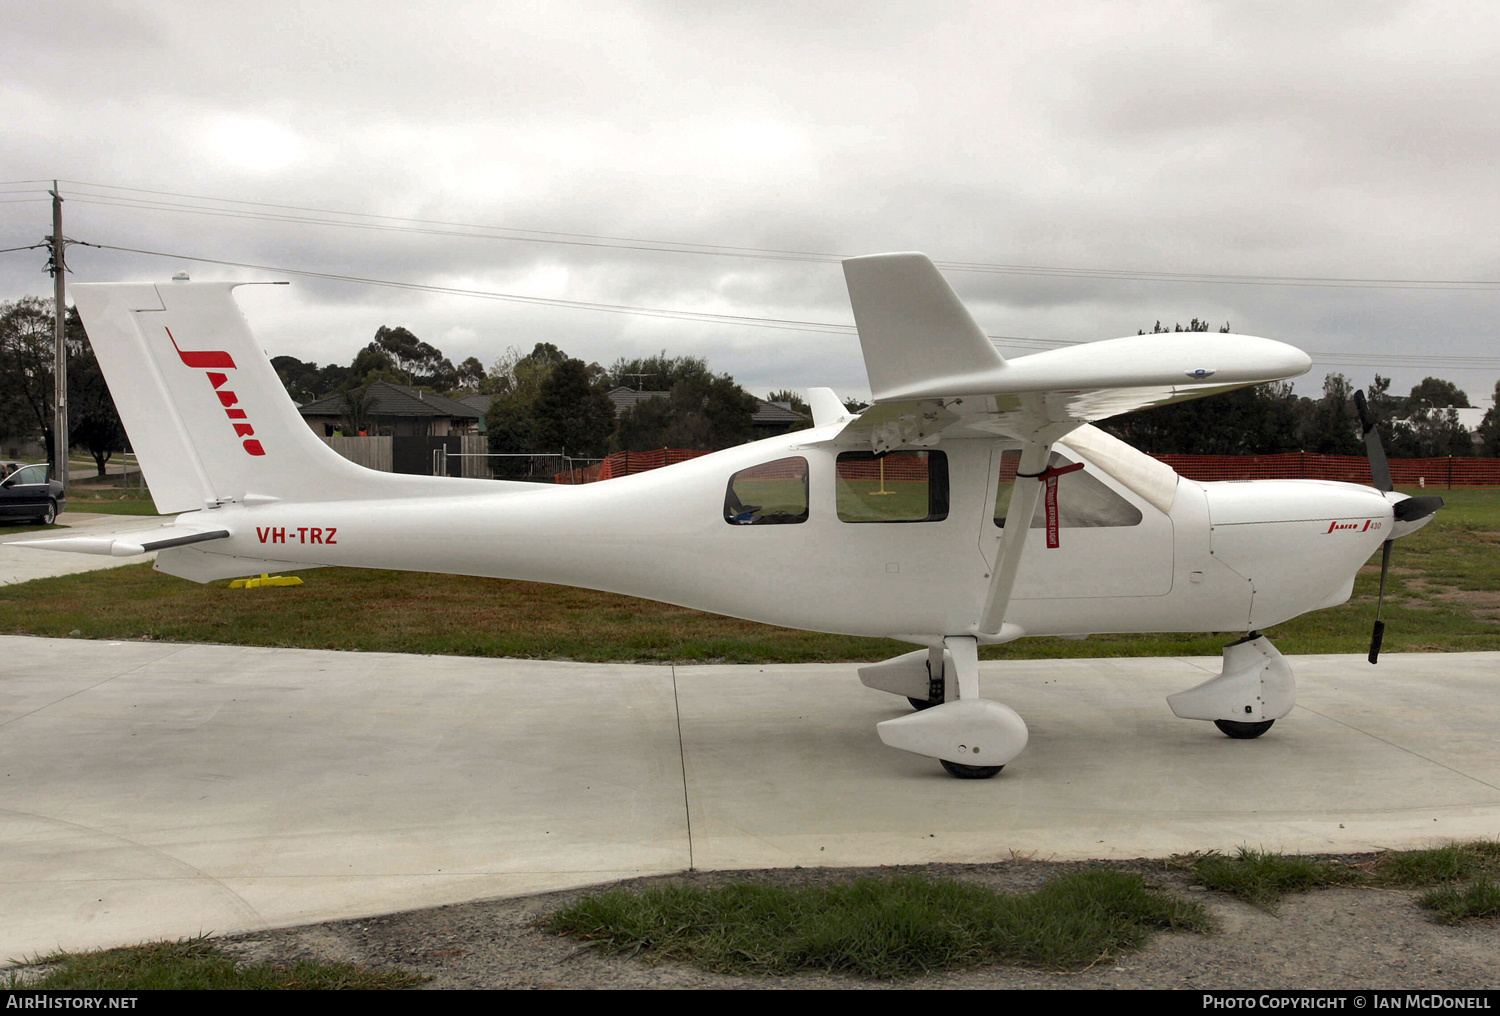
[1214,718,1275,739]
[940,759,1004,779]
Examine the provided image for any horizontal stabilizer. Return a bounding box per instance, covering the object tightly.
[14,527,230,558]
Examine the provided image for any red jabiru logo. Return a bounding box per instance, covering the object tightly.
[166,328,265,456]
[1325,519,1382,534]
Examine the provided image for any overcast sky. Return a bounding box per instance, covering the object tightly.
[3,0,1498,405]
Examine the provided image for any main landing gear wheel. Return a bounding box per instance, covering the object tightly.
[940,759,1004,779]
[1214,718,1274,739]
[908,697,937,711]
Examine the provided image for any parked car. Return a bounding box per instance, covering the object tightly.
[0,463,66,524]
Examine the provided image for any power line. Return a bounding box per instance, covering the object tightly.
[81,241,861,336]
[59,178,1500,291]
[60,180,838,263]
[67,194,833,265]
[76,240,1500,370]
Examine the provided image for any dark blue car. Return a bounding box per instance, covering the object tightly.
[0,464,66,525]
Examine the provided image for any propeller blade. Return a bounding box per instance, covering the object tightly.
[1353,390,1393,493]
[1369,619,1385,665]
[1368,539,1393,664]
[1393,495,1444,523]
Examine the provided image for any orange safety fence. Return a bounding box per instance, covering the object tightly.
[1150,453,1500,488]
[555,448,711,484]
[835,451,933,483]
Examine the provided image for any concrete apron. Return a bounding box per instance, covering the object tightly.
[3,635,1499,959]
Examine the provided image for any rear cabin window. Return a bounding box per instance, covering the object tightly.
[724,457,809,525]
[836,450,949,523]
[994,451,1142,529]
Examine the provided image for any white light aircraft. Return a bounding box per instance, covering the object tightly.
[24,253,1442,778]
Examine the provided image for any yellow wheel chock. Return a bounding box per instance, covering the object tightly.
[229,573,304,589]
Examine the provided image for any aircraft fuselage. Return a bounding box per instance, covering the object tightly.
[159,427,1392,644]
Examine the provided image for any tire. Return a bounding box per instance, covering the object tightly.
[940,759,1004,779]
[36,500,56,526]
[908,696,937,711]
[1214,718,1274,739]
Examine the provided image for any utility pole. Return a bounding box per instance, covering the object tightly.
[48,181,67,490]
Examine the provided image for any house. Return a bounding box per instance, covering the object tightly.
[297,381,483,437]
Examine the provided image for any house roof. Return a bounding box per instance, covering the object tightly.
[752,400,807,425]
[605,387,807,425]
[298,381,482,420]
[457,393,494,415]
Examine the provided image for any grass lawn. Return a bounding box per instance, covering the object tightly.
[548,869,1209,977]
[60,484,160,516]
[7,938,422,990]
[1181,841,1500,922]
[0,487,1494,663]
[61,498,161,516]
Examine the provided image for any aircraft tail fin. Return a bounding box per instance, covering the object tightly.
[71,281,497,515]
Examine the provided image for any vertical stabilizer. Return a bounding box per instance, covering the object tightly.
[72,281,414,514]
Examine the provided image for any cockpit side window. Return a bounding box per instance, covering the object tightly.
[724,457,809,525]
[994,451,1143,529]
[836,450,949,523]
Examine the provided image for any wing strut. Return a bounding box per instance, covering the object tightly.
[976,416,1080,635]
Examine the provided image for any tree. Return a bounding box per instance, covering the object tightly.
[1406,377,1470,410]
[351,342,399,385]
[340,384,376,436]
[532,359,615,456]
[607,351,710,392]
[1391,407,1474,457]
[484,343,576,471]
[612,370,757,451]
[1301,373,1362,455]
[67,308,126,477]
[454,356,486,393]
[271,355,322,404]
[1102,319,1301,454]
[0,298,124,475]
[371,325,456,389]
[1477,381,1500,457]
[0,297,56,460]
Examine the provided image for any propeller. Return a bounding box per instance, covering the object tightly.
[1352,390,1443,663]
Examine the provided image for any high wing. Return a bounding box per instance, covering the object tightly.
[836,252,1311,453]
[833,252,1312,637]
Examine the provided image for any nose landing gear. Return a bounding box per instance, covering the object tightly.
[1168,633,1293,738]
